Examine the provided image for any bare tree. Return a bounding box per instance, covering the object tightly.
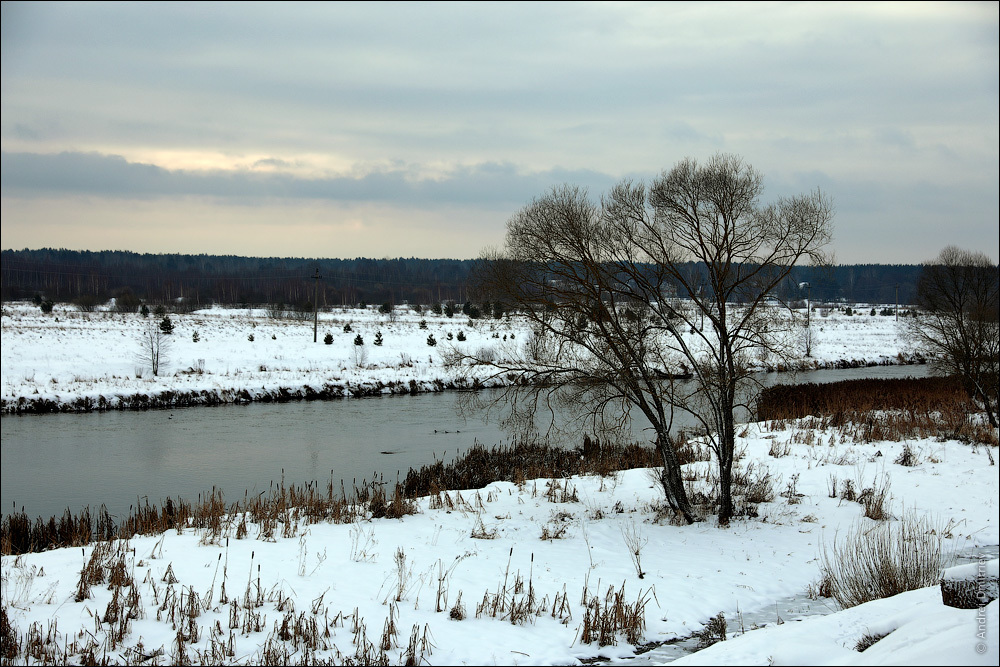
[905,246,999,428]
[459,154,833,525]
[137,318,172,377]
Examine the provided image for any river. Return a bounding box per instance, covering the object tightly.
[1,364,932,521]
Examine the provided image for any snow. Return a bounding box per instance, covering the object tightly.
[672,591,998,666]
[2,301,997,665]
[944,559,1000,582]
[2,425,997,664]
[2,302,916,413]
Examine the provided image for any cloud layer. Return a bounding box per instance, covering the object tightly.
[2,2,997,261]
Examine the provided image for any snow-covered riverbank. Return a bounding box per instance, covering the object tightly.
[2,423,996,665]
[2,302,920,413]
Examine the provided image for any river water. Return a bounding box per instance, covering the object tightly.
[1,365,932,521]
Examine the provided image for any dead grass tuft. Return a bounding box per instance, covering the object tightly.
[696,612,727,648]
[579,582,652,647]
[821,512,947,609]
[855,629,891,652]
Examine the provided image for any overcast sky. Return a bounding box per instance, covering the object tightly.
[2,1,997,262]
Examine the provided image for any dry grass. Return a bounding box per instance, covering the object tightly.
[858,473,892,521]
[758,376,997,446]
[855,630,890,652]
[3,527,433,667]
[579,582,652,647]
[1,473,419,556]
[820,512,948,609]
[696,612,728,648]
[402,438,660,499]
[1,608,20,662]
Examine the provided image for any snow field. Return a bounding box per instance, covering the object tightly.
[2,302,913,412]
[2,424,996,665]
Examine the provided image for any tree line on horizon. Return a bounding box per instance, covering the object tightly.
[1,247,923,310]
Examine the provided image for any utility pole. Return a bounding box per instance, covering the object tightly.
[312,267,322,342]
[895,283,899,322]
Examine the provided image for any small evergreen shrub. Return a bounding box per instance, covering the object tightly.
[192,331,200,343]
[354,333,364,346]
[343,323,352,333]
[374,331,383,346]
[427,334,437,346]
[456,331,466,341]
[324,332,334,345]
[159,316,174,334]
[419,319,428,329]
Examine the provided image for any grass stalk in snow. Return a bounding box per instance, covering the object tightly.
[820,511,949,609]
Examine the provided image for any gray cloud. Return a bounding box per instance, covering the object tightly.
[251,157,294,169]
[1,2,996,262]
[0,151,617,207]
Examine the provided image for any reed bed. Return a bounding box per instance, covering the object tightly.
[401,437,659,499]
[757,376,996,445]
[2,436,659,556]
[1,475,416,556]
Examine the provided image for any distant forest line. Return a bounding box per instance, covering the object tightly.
[1,248,923,310]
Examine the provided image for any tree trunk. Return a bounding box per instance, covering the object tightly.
[716,400,737,526]
[656,433,699,524]
[717,454,734,526]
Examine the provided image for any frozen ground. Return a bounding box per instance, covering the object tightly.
[2,301,917,413]
[2,424,997,665]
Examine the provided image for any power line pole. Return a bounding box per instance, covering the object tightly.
[312,267,322,342]
[895,283,899,322]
